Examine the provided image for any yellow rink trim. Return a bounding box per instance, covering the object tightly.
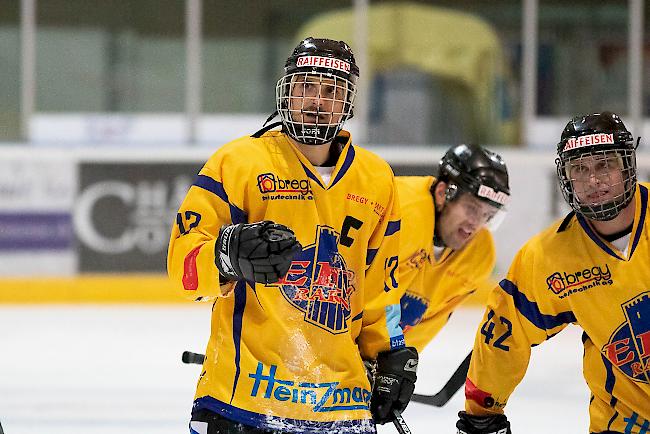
[0,275,496,305]
[0,274,185,303]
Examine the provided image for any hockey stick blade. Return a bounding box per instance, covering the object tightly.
[392,409,412,434]
[412,350,471,407]
[182,351,205,365]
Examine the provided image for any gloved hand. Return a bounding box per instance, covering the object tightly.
[370,346,418,424]
[215,220,302,284]
[456,411,511,434]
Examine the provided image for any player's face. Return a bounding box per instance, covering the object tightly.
[567,152,626,206]
[438,192,499,250]
[289,74,347,126]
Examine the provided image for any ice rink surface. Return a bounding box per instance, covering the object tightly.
[0,305,589,433]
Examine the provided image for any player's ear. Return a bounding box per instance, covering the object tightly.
[432,181,447,210]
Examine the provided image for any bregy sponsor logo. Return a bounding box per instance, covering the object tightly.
[406,249,428,269]
[546,264,612,298]
[562,133,614,151]
[346,193,369,205]
[257,173,313,201]
[296,56,351,74]
[249,362,370,411]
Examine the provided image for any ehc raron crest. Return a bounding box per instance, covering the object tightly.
[274,226,356,334]
[602,292,650,383]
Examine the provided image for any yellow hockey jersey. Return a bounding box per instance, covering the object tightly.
[396,176,496,352]
[465,183,650,434]
[167,130,403,433]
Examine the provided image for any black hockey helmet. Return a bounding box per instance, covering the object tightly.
[555,112,638,221]
[437,144,510,209]
[284,37,359,82]
[276,37,359,145]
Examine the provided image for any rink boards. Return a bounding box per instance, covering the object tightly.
[1,146,649,303]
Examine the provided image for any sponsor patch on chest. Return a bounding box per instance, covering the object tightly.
[545,264,613,298]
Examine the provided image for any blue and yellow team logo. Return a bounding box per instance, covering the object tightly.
[399,292,429,333]
[275,226,356,334]
[602,292,650,383]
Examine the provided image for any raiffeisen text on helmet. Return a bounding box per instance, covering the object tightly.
[562,133,614,151]
[296,56,351,74]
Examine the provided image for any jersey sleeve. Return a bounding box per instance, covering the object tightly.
[357,169,404,360]
[167,152,244,301]
[465,246,575,415]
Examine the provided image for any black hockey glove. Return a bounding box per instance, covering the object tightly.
[370,346,418,424]
[215,220,302,285]
[456,411,511,434]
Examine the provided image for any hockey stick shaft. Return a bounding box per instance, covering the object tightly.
[392,409,412,434]
[411,350,471,407]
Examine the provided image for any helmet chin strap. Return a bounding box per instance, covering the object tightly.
[433,229,445,248]
[433,183,450,248]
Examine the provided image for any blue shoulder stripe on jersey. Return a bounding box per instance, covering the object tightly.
[195,174,228,202]
[329,145,356,189]
[229,281,247,404]
[352,312,363,322]
[576,215,623,260]
[629,184,648,258]
[300,162,325,189]
[366,248,378,266]
[193,396,375,434]
[193,174,247,224]
[229,205,248,225]
[500,279,577,330]
[385,220,401,236]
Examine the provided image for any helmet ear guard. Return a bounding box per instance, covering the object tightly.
[444,183,460,203]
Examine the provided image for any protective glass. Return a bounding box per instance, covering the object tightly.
[456,193,507,232]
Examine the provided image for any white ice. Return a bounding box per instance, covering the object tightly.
[0,306,588,434]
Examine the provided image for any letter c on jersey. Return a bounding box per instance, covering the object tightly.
[340,216,363,247]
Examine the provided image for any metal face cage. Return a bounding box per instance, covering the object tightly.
[276,71,356,145]
[556,147,637,221]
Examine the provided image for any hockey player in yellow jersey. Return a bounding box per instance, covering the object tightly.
[456,112,650,434]
[397,144,510,352]
[167,37,418,434]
